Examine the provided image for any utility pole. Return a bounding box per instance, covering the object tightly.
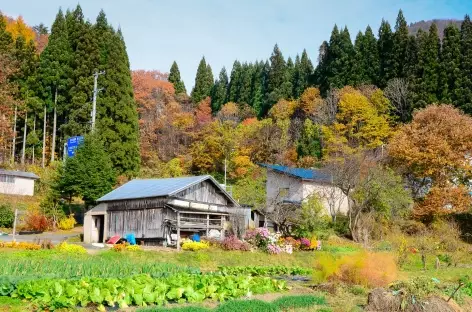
[224,158,227,190]
[21,111,27,165]
[51,88,57,162]
[42,105,47,168]
[11,104,17,164]
[91,71,105,132]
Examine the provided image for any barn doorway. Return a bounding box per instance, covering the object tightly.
[91,215,104,243]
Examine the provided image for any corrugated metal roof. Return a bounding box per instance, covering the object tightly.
[0,169,39,180]
[259,163,332,183]
[97,175,239,206]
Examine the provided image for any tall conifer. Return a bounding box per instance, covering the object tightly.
[438,24,461,103]
[456,15,472,114]
[191,57,213,103]
[169,61,187,94]
[378,20,395,87]
[392,10,409,78]
[211,67,228,112]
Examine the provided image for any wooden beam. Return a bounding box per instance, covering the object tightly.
[220,215,225,239]
[206,214,210,237]
[177,212,181,251]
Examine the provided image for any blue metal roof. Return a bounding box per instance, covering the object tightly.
[259,164,332,183]
[98,175,212,202]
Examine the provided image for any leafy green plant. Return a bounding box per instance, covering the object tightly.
[0,204,14,228]
[10,273,287,309]
[218,266,312,276]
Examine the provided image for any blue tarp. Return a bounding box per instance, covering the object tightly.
[126,233,136,245]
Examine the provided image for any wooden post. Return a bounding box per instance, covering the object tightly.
[206,214,210,237]
[220,215,225,239]
[176,212,181,251]
[12,209,18,242]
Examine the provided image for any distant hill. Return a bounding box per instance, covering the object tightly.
[408,19,462,38]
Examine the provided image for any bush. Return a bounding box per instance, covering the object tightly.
[314,252,398,287]
[0,204,14,228]
[0,241,41,250]
[221,235,250,251]
[216,299,277,312]
[56,241,87,254]
[113,243,142,252]
[24,211,49,232]
[182,241,209,251]
[58,214,77,230]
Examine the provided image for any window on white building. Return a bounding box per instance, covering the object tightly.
[278,187,289,198]
[0,175,14,183]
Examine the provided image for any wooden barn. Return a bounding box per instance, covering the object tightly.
[83,175,241,248]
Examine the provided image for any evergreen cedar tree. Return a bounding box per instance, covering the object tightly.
[4,8,472,174]
[168,61,187,95]
[4,5,140,176]
[57,134,116,207]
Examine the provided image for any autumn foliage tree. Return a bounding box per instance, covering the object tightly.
[389,105,472,218]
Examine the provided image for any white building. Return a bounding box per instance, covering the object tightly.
[0,170,39,196]
[261,164,349,217]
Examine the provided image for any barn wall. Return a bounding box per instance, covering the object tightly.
[107,197,167,211]
[174,181,229,206]
[108,208,165,238]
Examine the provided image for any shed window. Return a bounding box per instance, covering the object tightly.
[0,175,14,183]
[278,187,289,198]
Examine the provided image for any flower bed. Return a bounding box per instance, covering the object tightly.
[0,241,41,250]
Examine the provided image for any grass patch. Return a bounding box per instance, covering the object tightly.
[0,296,27,312]
[138,307,210,312]
[138,295,327,312]
[272,295,326,309]
[216,299,277,312]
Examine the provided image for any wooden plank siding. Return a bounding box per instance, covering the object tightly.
[107,197,167,211]
[108,208,165,238]
[173,181,230,206]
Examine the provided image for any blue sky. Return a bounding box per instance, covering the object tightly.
[2,0,471,89]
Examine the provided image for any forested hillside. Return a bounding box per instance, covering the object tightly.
[1,7,472,218]
[0,5,139,176]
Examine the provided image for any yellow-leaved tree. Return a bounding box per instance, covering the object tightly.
[322,87,392,157]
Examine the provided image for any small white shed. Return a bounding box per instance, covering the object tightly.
[0,169,39,196]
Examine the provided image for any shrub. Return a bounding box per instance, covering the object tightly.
[0,204,14,228]
[56,241,87,254]
[58,214,77,230]
[314,252,398,287]
[0,241,41,250]
[113,243,142,252]
[24,211,49,232]
[221,235,250,251]
[182,241,210,251]
[216,299,277,312]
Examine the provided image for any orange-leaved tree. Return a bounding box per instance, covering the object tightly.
[389,105,472,218]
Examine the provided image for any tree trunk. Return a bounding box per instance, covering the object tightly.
[21,111,27,165]
[11,104,17,163]
[42,106,47,168]
[51,89,57,162]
